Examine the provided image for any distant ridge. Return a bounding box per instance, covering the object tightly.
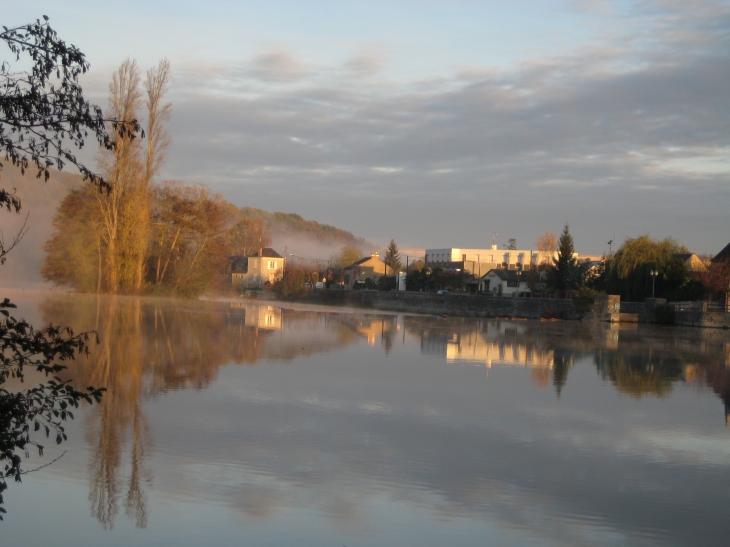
[239,206,373,250]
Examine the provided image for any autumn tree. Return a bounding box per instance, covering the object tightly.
[333,246,363,270]
[41,186,102,291]
[273,266,307,298]
[535,230,557,268]
[94,59,145,293]
[136,59,172,289]
[228,216,271,257]
[697,257,730,307]
[146,181,231,297]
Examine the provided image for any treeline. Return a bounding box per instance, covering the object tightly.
[40,59,267,297]
[239,206,370,248]
[39,58,370,297]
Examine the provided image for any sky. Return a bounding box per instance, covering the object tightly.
[3,0,729,255]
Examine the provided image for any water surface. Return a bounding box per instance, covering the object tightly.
[3,292,729,546]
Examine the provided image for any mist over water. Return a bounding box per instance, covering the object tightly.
[2,292,729,546]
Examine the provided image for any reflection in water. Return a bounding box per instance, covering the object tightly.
[31,294,730,543]
[40,295,394,528]
[408,315,730,413]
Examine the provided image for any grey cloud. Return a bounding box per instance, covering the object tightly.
[155,2,729,253]
[247,50,310,82]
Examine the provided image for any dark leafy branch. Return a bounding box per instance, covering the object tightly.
[0,17,119,519]
[0,297,105,518]
[0,16,141,200]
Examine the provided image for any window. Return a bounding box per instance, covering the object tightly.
[268,261,277,269]
[507,280,518,287]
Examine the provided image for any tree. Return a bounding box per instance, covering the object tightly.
[0,18,139,194]
[273,267,306,297]
[696,257,730,306]
[535,230,557,268]
[94,59,146,294]
[384,239,401,274]
[147,181,232,297]
[228,216,271,257]
[41,185,102,291]
[608,235,688,301]
[1,18,121,517]
[552,224,579,291]
[333,246,363,270]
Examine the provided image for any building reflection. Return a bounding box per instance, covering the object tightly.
[410,317,567,391]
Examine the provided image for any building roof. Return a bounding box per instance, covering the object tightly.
[343,255,387,270]
[247,247,282,258]
[712,242,730,263]
[481,268,525,282]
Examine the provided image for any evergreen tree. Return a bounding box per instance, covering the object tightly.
[384,239,402,274]
[553,223,579,291]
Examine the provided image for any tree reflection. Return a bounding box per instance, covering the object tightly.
[406,315,730,412]
[39,295,365,528]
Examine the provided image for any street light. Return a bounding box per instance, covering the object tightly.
[650,269,658,298]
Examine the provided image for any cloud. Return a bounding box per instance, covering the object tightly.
[247,50,309,82]
[131,1,730,253]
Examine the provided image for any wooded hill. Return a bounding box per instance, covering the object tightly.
[0,164,371,289]
[239,206,370,249]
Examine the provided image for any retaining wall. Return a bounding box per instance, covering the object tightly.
[675,310,730,329]
[335,291,580,319]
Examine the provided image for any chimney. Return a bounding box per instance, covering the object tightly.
[258,248,262,257]
[491,244,498,250]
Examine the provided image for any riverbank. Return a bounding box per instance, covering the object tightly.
[227,290,582,320]
[227,289,730,328]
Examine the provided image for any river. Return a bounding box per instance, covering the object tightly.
[2,291,729,546]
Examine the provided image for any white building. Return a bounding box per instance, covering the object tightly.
[424,245,557,275]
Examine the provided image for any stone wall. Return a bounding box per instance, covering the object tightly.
[675,310,730,329]
[340,291,580,319]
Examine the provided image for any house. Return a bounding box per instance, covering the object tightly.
[711,241,730,264]
[231,248,285,289]
[343,253,392,288]
[479,269,530,296]
[674,253,707,272]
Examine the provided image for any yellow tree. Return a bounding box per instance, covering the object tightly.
[95,59,144,293]
[137,59,172,290]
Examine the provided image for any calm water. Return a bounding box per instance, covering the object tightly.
[2,291,730,546]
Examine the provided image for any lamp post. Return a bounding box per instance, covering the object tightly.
[650,269,658,298]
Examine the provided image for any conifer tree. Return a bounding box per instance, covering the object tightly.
[553,224,579,291]
[384,239,401,274]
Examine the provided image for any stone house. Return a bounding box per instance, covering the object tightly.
[231,248,284,289]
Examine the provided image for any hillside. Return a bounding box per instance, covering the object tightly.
[0,164,373,288]
[0,164,84,288]
[239,206,372,251]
